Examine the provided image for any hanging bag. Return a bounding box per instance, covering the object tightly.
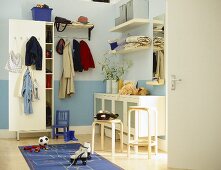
[54,16,71,32]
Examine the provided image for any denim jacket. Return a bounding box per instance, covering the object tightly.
[22,69,33,114]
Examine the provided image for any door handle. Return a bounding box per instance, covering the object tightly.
[171,75,182,90]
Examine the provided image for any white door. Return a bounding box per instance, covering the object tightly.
[9,19,46,131]
[166,0,221,169]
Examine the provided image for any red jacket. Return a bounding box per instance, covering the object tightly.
[80,40,95,71]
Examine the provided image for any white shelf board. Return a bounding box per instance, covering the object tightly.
[46,88,53,90]
[46,58,53,60]
[146,79,164,86]
[46,22,54,25]
[152,20,164,26]
[65,22,94,29]
[110,18,150,32]
[110,46,150,54]
[46,73,53,75]
[46,43,53,45]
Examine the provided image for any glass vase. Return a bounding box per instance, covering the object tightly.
[106,80,112,94]
[112,80,119,94]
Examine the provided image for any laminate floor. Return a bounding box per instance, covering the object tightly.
[0,134,171,170]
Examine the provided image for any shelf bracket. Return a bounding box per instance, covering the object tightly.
[88,26,94,41]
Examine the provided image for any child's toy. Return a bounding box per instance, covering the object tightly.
[39,136,49,147]
[64,131,78,142]
[83,142,91,160]
[23,145,47,153]
[23,136,49,153]
[70,146,88,165]
[119,82,149,96]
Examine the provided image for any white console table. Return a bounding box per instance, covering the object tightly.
[94,93,166,139]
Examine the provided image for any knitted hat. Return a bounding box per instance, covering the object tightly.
[77,16,89,24]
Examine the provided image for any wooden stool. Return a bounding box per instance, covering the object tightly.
[91,119,123,156]
[127,106,158,159]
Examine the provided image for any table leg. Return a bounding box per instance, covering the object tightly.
[111,123,115,156]
[92,122,95,154]
[120,122,123,152]
[148,111,151,159]
[17,131,20,141]
[101,124,104,150]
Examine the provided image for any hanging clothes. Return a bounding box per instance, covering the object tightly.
[21,68,33,114]
[5,51,22,73]
[155,50,164,80]
[25,36,43,70]
[32,79,40,101]
[79,40,95,71]
[72,39,83,72]
[59,40,75,99]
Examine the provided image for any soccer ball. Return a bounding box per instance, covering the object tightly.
[38,136,49,146]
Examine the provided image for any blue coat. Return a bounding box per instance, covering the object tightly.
[22,69,33,114]
[25,36,42,70]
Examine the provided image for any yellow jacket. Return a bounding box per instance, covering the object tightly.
[59,40,75,99]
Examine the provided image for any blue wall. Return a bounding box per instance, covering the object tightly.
[0,81,9,129]
[54,81,105,126]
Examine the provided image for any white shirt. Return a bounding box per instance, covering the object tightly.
[5,51,22,73]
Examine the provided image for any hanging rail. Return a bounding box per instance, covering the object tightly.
[54,35,88,40]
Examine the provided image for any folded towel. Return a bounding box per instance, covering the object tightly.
[126,36,151,43]
[124,41,151,49]
[153,37,164,45]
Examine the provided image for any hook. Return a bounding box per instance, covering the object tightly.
[14,37,17,40]
[20,37,23,40]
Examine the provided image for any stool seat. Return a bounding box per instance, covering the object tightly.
[93,119,122,124]
[127,106,158,159]
[128,106,149,112]
[92,119,123,156]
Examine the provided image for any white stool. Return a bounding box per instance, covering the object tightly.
[91,119,123,156]
[127,106,158,159]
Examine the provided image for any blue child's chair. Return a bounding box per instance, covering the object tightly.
[52,110,70,139]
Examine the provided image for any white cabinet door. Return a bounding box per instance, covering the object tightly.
[9,19,46,131]
[167,0,221,169]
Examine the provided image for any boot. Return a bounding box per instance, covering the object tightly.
[70,146,88,165]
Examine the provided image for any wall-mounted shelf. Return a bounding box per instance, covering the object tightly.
[110,46,150,54]
[46,88,53,90]
[110,18,150,32]
[57,22,94,41]
[146,79,165,86]
[66,22,94,29]
[153,20,164,26]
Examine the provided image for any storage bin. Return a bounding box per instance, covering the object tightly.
[108,40,118,50]
[119,4,127,23]
[31,7,53,21]
[115,17,122,26]
[126,0,134,21]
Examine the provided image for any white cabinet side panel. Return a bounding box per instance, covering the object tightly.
[9,19,46,131]
[139,96,166,136]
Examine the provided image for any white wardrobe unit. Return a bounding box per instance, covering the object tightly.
[9,19,53,139]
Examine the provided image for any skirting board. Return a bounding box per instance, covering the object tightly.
[0,126,100,139]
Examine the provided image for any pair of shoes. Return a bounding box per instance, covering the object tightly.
[84,142,91,160]
[70,146,88,165]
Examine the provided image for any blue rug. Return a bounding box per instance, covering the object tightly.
[19,143,123,170]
